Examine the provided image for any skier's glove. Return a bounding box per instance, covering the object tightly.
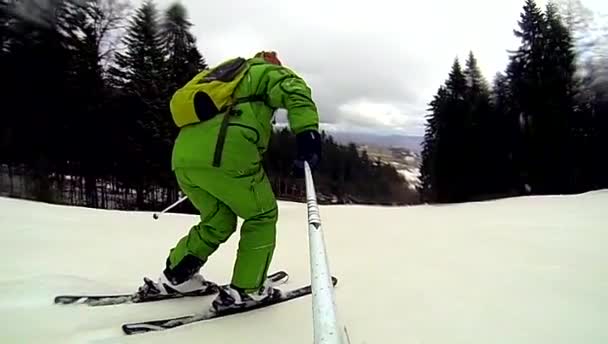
[293,129,321,177]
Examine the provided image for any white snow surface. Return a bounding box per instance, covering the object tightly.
[398,168,421,189]
[1,191,608,343]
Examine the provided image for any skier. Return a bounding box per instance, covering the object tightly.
[137,51,322,312]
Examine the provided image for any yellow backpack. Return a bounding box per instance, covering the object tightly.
[170,57,250,128]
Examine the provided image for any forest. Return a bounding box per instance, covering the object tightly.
[420,0,608,203]
[0,0,416,212]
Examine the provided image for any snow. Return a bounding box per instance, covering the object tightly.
[404,155,416,164]
[398,167,421,189]
[1,191,608,343]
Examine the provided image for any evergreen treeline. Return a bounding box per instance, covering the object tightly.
[0,0,415,211]
[264,128,417,205]
[420,0,608,203]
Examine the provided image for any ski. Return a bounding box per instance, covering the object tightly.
[121,276,338,335]
[54,271,289,307]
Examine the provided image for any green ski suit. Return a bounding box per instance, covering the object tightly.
[168,57,320,292]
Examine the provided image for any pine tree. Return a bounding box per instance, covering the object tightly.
[161,1,206,91]
[573,11,608,191]
[463,51,493,198]
[541,1,577,192]
[555,0,596,64]
[55,0,129,207]
[503,0,581,195]
[464,52,491,97]
[111,0,165,93]
[420,85,446,202]
[506,0,547,194]
[109,0,168,209]
[490,71,518,194]
[420,58,470,203]
[0,0,14,172]
[5,0,73,201]
[159,2,207,196]
[559,0,608,191]
[442,58,470,202]
[594,72,608,188]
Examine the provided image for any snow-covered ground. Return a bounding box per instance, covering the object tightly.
[1,191,608,343]
[398,167,421,190]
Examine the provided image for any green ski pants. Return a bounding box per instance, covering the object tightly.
[168,166,278,292]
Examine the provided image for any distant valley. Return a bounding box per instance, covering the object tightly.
[325,131,423,153]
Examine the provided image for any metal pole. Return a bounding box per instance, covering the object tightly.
[153,195,188,219]
[304,161,344,344]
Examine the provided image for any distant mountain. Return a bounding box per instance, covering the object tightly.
[324,131,423,153]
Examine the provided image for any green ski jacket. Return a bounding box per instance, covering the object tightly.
[171,57,320,176]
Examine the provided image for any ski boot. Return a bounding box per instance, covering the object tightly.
[135,255,214,302]
[211,281,282,313]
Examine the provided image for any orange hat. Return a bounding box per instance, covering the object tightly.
[254,51,282,65]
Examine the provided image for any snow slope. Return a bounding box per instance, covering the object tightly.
[398,167,421,190]
[1,191,608,343]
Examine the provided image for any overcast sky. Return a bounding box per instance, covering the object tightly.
[153,0,607,137]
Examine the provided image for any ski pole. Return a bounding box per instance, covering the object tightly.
[153,195,188,220]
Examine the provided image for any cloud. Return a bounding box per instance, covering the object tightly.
[151,0,608,136]
[336,99,427,135]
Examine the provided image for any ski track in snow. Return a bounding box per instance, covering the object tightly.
[1,191,608,343]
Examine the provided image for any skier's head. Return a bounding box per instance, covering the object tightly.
[254,51,282,66]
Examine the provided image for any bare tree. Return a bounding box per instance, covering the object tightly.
[89,0,131,73]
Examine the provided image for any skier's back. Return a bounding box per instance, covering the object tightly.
[137,51,322,311]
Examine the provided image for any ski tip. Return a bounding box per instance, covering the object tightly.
[53,296,68,304]
[269,270,288,278]
[121,324,136,335]
[122,323,154,335]
[53,295,87,305]
[268,270,289,283]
